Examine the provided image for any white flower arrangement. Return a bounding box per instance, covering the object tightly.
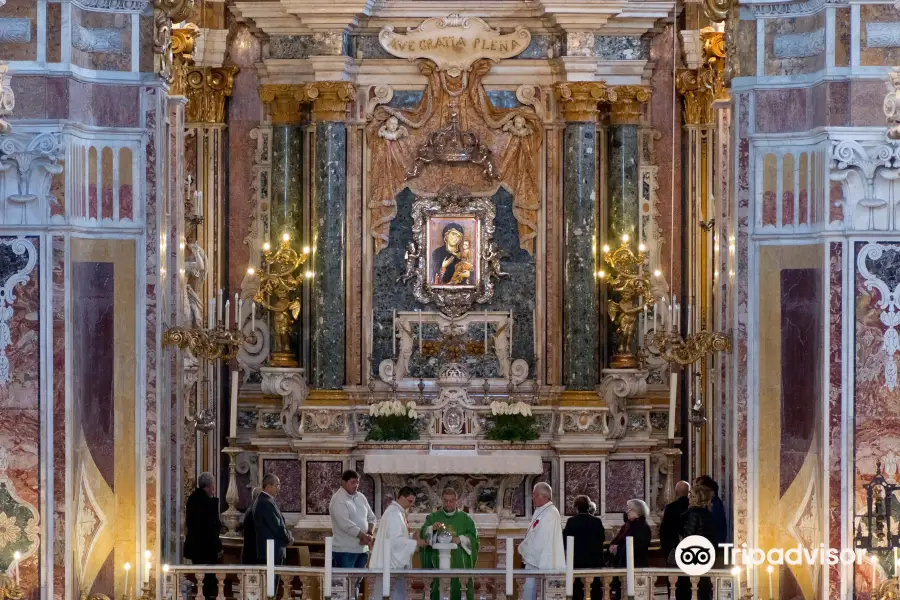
[369,400,418,420]
[489,400,533,417]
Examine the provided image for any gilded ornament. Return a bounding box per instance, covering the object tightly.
[184,66,238,123]
[644,329,732,366]
[608,86,651,126]
[252,235,310,367]
[298,81,357,122]
[259,84,306,125]
[152,0,195,82]
[676,69,715,126]
[554,82,612,122]
[162,326,251,361]
[602,239,654,369]
[169,24,199,96]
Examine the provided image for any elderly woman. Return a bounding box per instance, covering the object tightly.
[608,499,651,568]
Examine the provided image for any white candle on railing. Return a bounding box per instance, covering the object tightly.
[224,300,231,330]
[653,301,658,332]
[687,303,692,334]
[668,372,678,439]
[382,539,391,598]
[324,537,333,598]
[124,562,131,598]
[732,566,741,596]
[392,310,397,356]
[565,536,574,596]
[12,551,20,587]
[266,540,275,597]
[625,537,635,596]
[505,538,514,596]
[418,310,423,353]
[230,371,239,438]
[252,301,256,332]
[767,564,774,599]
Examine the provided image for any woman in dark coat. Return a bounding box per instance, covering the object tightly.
[676,485,718,600]
[609,499,652,568]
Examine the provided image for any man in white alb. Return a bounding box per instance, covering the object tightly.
[329,470,377,599]
[518,482,566,600]
[370,486,427,600]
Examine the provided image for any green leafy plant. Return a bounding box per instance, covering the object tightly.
[366,400,420,441]
[484,401,539,442]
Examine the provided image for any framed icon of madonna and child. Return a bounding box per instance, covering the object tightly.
[427,215,480,288]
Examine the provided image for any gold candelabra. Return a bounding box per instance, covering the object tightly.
[644,328,732,366]
[162,326,251,362]
[601,235,654,369]
[250,233,310,368]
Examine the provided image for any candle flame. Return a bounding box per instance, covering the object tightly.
[13,551,20,560]
[638,243,646,252]
[282,232,290,242]
[247,267,255,276]
[598,270,606,278]
[262,242,271,252]
[305,271,314,279]
[653,270,662,277]
[621,234,630,243]
[602,245,610,254]
[145,550,152,560]
[766,565,774,573]
[731,567,740,575]
[163,565,170,573]
[303,246,310,254]
[125,563,131,571]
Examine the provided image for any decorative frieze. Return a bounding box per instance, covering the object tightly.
[773,29,825,59]
[73,0,150,11]
[554,82,612,122]
[0,19,31,44]
[866,23,900,48]
[72,25,122,54]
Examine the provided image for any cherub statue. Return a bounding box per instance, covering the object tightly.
[379,116,409,141]
[483,241,508,279]
[397,241,420,284]
[502,114,531,137]
[607,278,650,358]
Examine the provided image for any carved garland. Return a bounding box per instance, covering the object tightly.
[857,243,900,391]
[0,237,37,385]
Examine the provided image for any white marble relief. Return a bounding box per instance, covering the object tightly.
[0,19,31,44]
[0,132,64,226]
[856,243,900,391]
[866,23,900,48]
[0,236,37,385]
[73,0,150,11]
[773,29,825,59]
[72,24,122,54]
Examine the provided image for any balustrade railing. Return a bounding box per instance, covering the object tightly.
[163,565,738,600]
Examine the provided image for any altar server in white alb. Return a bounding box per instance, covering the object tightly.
[370,486,427,600]
[518,482,566,600]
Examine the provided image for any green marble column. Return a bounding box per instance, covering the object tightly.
[556,83,609,390]
[606,87,649,244]
[270,126,304,239]
[307,83,355,389]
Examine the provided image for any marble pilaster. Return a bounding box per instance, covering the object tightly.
[555,83,609,390]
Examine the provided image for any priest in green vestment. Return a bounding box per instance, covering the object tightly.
[419,487,480,600]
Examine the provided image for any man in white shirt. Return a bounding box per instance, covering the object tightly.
[329,470,377,599]
[370,486,427,600]
[518,482,566,600]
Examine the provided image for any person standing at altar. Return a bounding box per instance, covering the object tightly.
[419,487,480,600]
[330,470,377,600]
[184,472,223,600]
[518,483,565,600]
[254,474,294,565]
[371,487,427,600]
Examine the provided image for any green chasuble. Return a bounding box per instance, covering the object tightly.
[419,510,480,600]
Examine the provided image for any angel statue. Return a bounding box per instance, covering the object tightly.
[184,242,208,328]
[483,241,509,279]
[398,241,420,284]
[607,275,652,368]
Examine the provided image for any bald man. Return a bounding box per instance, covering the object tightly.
[519,483,565,600]
[660,481,691,557]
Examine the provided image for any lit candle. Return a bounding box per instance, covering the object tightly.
[653,301,658,332]
[238,298,244,328]
[230,371,239,439]
[732,566,741,596]
[668,372,677,439]
[234,293,240,327]
[209,298,214,329]
[643,304,648,336]
[144,561,151,585]
[197,191,203,218]
[224,300,231,329]
[509,309,514,347]
[251,301,256,332]
[124,562,131,597]
[12,551,20,587]
[218,289,223,324]
[766,565,774,600]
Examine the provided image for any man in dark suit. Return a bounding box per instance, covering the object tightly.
[659,481,691,558]
[183,472,223,599]
[254,474,294,565]
[563,495,605,600]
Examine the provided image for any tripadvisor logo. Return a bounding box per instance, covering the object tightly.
[675,536,716,576]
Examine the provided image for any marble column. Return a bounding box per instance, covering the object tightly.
[555,83,610,390]
[303,82,356,389]
[606,87,651,244]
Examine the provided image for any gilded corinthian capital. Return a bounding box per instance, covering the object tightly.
[554,82,613,122]
[259,84,307,125]
[607,86,651,126]
[184,66,238,123]
[297,82,357,122]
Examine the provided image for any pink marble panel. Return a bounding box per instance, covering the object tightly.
[798,190,808,225]
[835,8,851,67]
[755,89,808,134]
[226,23,263,295]
[827,82,850,127]
[46,3,61,63]
[51,237,65,600]
[851,80,890,128]
[736,20,757,78]
[828,242,842,600]
[781,191,795,226]
[261,459,302,513]
[69,81,140,128]
[0,236,41,597]
[604,460,645,514]
[10,77,69,121]
[762,191,777,226]
[649,24,682,297]
[563,462,600,516]
[139,16,154,74]
[304,461,341,515]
